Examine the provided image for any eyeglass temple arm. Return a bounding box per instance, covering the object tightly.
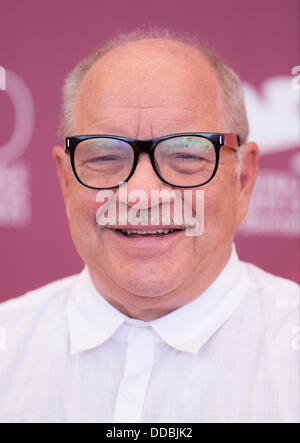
[223,133,241,150]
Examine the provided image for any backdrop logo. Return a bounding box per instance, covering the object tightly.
[0,66,6,90]
[0,67,34,227]
[239,75,300,237]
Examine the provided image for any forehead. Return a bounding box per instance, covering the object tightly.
[75,39,224,136]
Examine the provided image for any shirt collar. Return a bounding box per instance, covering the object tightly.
[67,244,249,355]
[150,245,250,353]
[67,269,127,354]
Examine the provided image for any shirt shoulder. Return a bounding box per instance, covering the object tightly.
[244,261,299,304]
[0,273,80,326]
[241,261,299,342]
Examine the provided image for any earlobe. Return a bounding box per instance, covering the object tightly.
[53,146,71,218]
[236,142,259,226]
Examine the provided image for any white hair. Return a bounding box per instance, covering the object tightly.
[60,28,249,169]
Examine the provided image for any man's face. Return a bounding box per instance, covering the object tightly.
[54,40,257,305]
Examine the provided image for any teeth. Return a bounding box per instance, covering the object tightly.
[119,229,177,235]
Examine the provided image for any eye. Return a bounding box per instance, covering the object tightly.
[171,153,206,161]
[89,155,120,162]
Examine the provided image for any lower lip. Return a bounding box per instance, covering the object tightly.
[107,228,184,247]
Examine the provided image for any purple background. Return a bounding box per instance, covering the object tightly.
[0,0,299,302]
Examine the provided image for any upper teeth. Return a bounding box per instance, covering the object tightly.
[120,229,177,235]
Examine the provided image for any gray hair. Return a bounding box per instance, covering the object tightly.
[60,29,248,167]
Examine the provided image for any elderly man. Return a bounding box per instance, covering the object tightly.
[0,31,299,423]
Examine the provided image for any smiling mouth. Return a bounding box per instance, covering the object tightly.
[113,228,184,237]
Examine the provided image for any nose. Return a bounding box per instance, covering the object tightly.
[116,153,170,210]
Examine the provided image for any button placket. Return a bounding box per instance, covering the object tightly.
[113,326,155,423]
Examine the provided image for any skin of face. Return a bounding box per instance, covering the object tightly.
[53,39,259,321]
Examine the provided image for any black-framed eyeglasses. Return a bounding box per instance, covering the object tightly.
[65,133,240,190]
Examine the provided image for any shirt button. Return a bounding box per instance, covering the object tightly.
[125,388,137,401]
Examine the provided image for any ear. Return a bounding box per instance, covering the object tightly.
[53,146,71,219]
[236,141,259,226]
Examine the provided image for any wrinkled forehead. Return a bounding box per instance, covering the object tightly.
[75,39,224,134]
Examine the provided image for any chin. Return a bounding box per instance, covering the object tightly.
[115,269,181,298]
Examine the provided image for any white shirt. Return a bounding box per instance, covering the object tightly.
[0,246,299,423]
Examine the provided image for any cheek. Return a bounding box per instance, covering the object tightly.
[192,173,239,237]
[67,184,101,241]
